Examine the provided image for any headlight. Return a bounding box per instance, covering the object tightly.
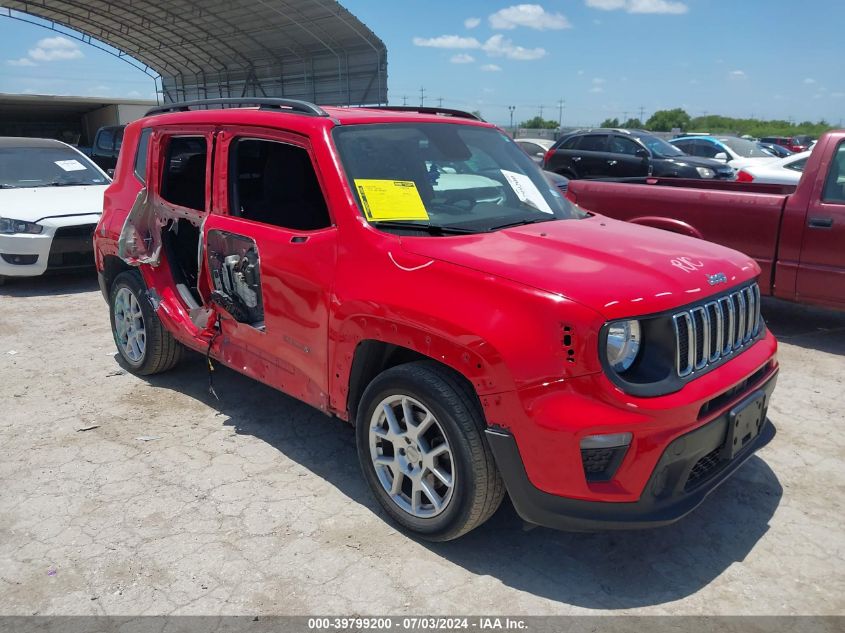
[695,167,716,178]
[606,319,641,373]
[0,217,43,235]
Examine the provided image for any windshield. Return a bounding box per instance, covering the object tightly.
[719,137,771,158]
[332,123,584,234]
[634,133,685,158]
[0,146,108,188]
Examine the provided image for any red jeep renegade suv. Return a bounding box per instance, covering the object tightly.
[94,99,778,541]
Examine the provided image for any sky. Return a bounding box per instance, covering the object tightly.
[1,0,843,127]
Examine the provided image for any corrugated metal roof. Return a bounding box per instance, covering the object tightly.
[2,0,387,105]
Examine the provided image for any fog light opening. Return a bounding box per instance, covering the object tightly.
[580,433,632,482]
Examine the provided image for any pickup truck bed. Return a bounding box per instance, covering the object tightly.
[566,130,845,311]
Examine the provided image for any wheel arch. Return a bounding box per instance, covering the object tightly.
[332,317,511,424]
[627,215,703,239]
[100,254,133,299]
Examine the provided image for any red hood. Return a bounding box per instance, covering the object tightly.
[400,215,760,320]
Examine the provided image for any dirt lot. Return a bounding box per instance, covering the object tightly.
[0,273,843,616]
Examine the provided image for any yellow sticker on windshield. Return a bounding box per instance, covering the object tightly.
[354,179,429,221]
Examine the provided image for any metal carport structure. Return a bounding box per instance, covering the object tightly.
[0,1,387,105]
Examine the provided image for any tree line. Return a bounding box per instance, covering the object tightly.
[516,108,836,137]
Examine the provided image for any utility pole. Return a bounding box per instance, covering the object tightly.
[419,86,426,107]
[508,105,516,134]
[639,105,645,123]
[558,98,565,128]
[437,96,444,107]
[402,95,408,106]
[539,104,544,119]
[622,111,629,125]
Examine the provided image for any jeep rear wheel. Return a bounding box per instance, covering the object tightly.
[109,270,183,375]
[356,362,504,541]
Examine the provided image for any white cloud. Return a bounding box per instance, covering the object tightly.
[489,4,572,30]
[587,0,626,7]
[412,35,481,49]
[804,78,816,85]
[464,17,481,29]
[413,33,546,61]
[586,0,688,14]
[832,92,845,98]
[729,69,746,79]
[28,36,83,61]
[450,53,475,64]
[577,69,585,75]
[482,34,546,60]
[589,78,606,93]
[480,64,502,72]
[6,57,36,67]
[127,90,143,98]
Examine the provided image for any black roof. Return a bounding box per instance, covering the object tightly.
[0,136,69,149]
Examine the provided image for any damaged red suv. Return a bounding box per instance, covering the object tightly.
[94,99,778,541]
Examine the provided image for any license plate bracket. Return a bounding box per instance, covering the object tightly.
[723,390,766,460]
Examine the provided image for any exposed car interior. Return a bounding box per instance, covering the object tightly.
[158,136,207,306]
[229,138,331,231]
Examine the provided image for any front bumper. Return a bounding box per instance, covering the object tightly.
[488,369,777,531]
[0,215,99,277]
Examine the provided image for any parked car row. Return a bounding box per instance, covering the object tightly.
[540,128,735,181]
[529,129,819,186]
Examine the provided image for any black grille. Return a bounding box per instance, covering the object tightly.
[47,224,96,269]
[672,283,761,377]
[53,224,97,239]
[685,447,724,490]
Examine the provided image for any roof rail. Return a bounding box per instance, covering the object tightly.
[366,106,484,121]
[146,98,329,117]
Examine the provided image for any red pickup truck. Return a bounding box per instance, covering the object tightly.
[94,99,778,540]
[566,130,845,311]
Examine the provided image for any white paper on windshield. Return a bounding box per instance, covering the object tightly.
[500,170,553,214]
[55,159,87,172]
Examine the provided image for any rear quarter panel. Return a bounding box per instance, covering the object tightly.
[94,122,145,270]
[567,179,790,295]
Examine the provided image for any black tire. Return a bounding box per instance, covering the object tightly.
[108,270,183,375]
[356,361,504,541]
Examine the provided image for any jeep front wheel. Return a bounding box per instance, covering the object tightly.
[356,362,504,541]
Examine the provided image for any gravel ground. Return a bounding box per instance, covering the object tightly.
[0,273,843,616]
